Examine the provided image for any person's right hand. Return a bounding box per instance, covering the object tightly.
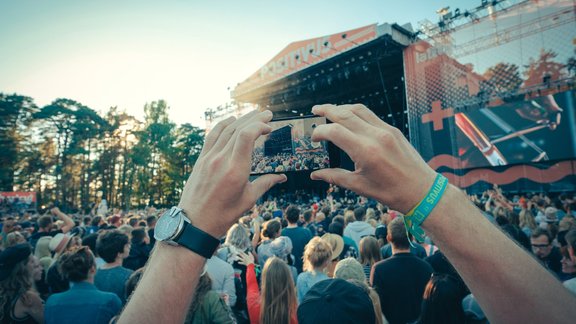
[237,251,255,266]
[177,110,287,239]
[310,104,438,214]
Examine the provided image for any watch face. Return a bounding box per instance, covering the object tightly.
[155,208,182,241]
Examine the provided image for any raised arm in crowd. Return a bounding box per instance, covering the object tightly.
[118,104,576,324]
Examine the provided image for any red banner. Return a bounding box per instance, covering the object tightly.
[235,24,377,97]
[0,192,37,204]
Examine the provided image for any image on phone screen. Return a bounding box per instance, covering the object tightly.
[250,116,330,175]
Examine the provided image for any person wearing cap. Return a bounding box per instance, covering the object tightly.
[296,236,332,302]
[46,232,81,294]
[530,228,562,277]
[0,243,44,323]
[371,217,433,324]
[281,205,312,274]
[118,106,576,324]
[297,278,376,324]
[28,207,75,251]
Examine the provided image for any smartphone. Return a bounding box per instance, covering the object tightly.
[250,115,338,175]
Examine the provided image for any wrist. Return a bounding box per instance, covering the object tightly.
[177,203,222,238]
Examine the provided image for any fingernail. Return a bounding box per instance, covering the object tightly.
[279,174,287,183]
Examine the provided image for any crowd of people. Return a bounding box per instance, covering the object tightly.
[251,151,330,174]
[1,104,576,324]
[1,185,575,323]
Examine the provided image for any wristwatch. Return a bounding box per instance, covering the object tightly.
[154,206,220,258]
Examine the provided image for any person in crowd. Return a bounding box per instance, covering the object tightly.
[380,231,427,259]
[87,216,103,235]
[82,233,105,269]
[301,209,317,236]
[239,253,297,324]
[281,205,312,273]
[371,217,433,324]
[343,207,375,249]
[415,274,466,324]
[1,217,17,248]
[296,236,332,302]
[184,273,236,324]
[216,223,253,323]
[0,244,44,323]
[34,236,53,274]
[320,233,344,277]
[46,233,82,294]
[333,258,385,324]
[29,208,74,250]
[125,268,145,302]
[95,230,133,304]
[44,246,122,324]
[359,236,381,282]
[118,106,576,324]
[269,236,298,282]
[327,220,358,259]
[530,228,562,277]
[205,248,237,307]
[146,216,157,248]
[5,231,27,248]
[117,224,133,240]
[297,278,376,324]
[563,229,576,295]
[256,219,281,266]
[334,257,365,283]
[123,228,151,271]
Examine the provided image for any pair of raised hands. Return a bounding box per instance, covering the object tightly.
[177,104,437,238]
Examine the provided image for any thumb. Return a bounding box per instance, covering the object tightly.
[248,174,287,201]
[310,168,355,189]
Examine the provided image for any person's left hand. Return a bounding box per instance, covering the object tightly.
[177,110,287,238]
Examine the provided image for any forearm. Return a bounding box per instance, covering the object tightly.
[423,184,576,323]
[118,243,205,323]
[54,210,74,232]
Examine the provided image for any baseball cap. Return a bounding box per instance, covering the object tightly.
[0,244,32,281]
[297,278,375,324]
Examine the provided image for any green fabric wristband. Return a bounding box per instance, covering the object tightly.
[403,173,448,243]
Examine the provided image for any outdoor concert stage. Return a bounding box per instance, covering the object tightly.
[236,0,576,194]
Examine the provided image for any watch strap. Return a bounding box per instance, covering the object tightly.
[174,221,220,259]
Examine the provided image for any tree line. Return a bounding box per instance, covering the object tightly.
[0,95,204,212]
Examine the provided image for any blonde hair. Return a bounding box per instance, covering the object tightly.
[303,237,333,272]
[519,209,536,230]
[344,213,355,226]
[260,257,297,324]
[225,224,251,251]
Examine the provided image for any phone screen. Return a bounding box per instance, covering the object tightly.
[250,116,330,175]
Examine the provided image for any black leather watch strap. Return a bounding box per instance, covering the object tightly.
[174,222,220,259]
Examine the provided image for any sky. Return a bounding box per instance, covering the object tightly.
[0,0,478,128]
